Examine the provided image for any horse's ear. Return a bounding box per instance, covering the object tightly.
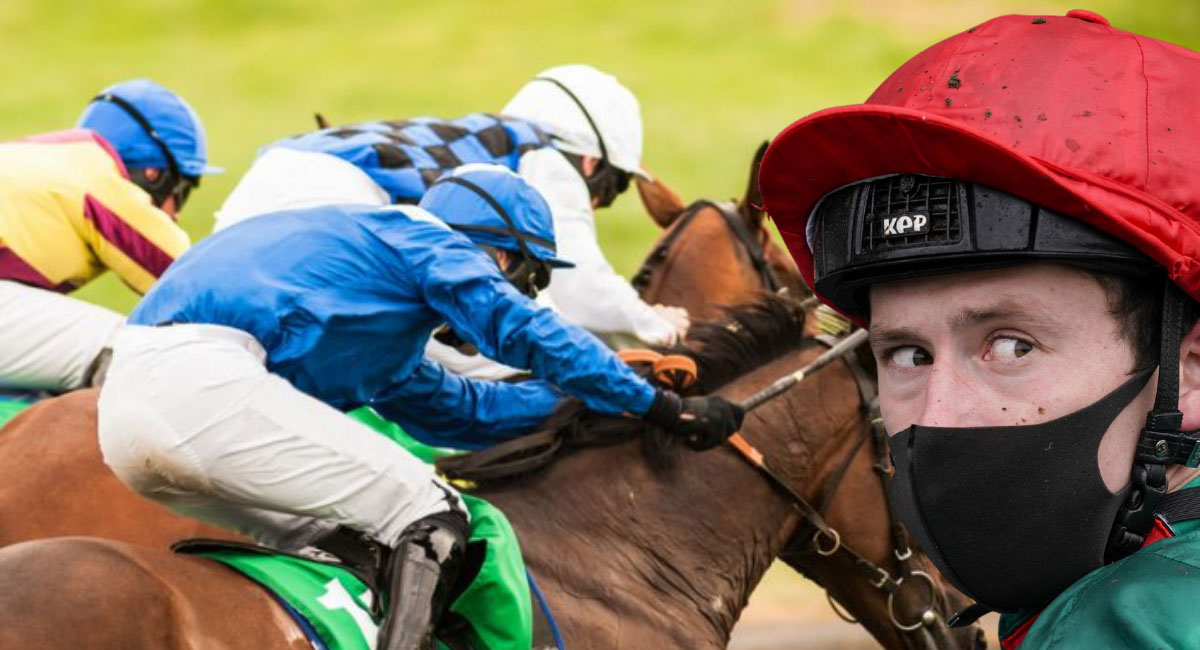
[635,172,687,229]
[738,141,769,228]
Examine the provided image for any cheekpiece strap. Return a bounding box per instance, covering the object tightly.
[1109,280,1200,559]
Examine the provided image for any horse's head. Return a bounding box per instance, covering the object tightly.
[632,143,805,320]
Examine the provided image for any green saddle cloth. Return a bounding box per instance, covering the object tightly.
[199,490,526,650]
[0,396,37,429]
[198,407,531,650]
[0,402,26,434]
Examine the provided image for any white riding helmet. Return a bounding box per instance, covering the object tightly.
[502,64,651,180]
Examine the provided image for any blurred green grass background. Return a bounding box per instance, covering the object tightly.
[2,0,1195,313]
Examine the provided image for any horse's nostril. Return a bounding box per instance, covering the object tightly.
[974,628,987,650]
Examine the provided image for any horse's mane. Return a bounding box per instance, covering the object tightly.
[681,292,814,394]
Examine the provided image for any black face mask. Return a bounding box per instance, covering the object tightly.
[586,161,632,209]
[502,254,551,298]
[887,369,1154,612]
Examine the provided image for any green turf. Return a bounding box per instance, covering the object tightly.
[2,0,1195,313]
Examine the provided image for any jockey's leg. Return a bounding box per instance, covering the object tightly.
[96,323,466,549]
[0,281,122,391]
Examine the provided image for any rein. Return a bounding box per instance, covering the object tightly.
[632,200,780,294]
[726,328,942,635]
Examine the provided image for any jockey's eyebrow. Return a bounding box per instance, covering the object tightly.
[948,303,1060,332]
[868,326,925,354]
[869,302,1061,353]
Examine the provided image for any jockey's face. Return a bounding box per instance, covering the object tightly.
[868,262,1153,491]
[492,249,511,270]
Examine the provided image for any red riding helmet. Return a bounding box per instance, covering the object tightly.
[759,10,1200,323]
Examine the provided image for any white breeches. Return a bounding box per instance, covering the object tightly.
[0,280,123,391]
[97,323,465,549]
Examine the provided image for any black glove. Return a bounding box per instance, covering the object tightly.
[644,390,745,450]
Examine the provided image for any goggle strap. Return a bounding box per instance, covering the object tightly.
[90,93,181,181]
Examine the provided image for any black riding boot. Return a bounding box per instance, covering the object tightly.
[377,511,470,650]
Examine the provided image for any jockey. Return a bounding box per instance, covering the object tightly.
[760,11,1200,649]
[0,79,217,392]
[212,64,688,378]
[97,165,743,650]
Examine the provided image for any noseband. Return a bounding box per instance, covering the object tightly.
[632,200,781,294]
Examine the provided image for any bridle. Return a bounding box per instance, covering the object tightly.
[726,327,944,636]
[631,199,942,635]
[632,200,781,294]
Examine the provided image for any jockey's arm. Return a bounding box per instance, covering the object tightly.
[517,148,678,345]
[414,240,657,419]
[80,161,190,294]
[370,358,564,449]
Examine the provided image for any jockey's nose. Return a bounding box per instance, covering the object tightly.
[915,361,985,429]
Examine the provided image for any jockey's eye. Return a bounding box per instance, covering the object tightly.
[982,336,1035,363]
[888,345,932,368]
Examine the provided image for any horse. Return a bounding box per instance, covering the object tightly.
[0,295,984,649]
[632,142,806,321]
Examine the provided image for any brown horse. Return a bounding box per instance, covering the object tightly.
[632,143,806,321]
[0,297,982,650]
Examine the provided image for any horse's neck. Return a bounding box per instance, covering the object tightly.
[479,355,841,648]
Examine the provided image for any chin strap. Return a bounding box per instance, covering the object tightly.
[1108,280,1200,560]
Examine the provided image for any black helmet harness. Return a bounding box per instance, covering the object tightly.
[430,174,554,298]
[811,173,1200,561]
[532,76,631,208]
[88,92,199,210]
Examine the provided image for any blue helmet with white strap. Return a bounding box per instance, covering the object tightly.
[421,164,572,297]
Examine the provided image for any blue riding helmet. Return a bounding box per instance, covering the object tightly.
[77,79,222,178]
[420,163,573,270]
